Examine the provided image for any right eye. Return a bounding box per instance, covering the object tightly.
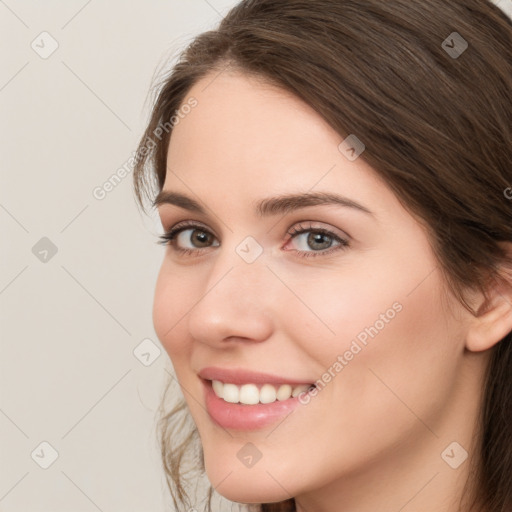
[158,222,220,256]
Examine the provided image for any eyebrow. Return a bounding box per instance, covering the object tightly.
[153,190,375,217]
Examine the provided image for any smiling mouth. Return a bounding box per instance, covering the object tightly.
[208,379,316,405]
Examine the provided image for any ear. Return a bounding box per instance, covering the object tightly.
[465,247,512,353]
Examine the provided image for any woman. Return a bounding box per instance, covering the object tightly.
[133,1,512,511]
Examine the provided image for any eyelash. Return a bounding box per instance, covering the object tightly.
[157,221,350,259]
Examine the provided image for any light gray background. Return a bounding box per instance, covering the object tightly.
[0,1,239,511]
[1,1,511,511]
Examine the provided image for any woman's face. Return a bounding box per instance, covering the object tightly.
[153,70,476,505]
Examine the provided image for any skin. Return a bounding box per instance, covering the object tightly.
[152,69,512,512]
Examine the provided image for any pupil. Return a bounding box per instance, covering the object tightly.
[308,232,331,250]
[194,230,210,247]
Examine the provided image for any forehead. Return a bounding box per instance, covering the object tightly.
[168,70,339,164]
[164,70,397,220]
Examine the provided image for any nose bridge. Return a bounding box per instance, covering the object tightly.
[207,230,274,301]
[186,243,275,343]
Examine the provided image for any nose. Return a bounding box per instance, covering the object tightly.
[187,251,275,346]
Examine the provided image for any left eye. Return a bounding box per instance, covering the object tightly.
[158,222,349,259]
[287,229,341,252]
[283,224,349,258]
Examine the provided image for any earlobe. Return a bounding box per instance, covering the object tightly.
[465,283,512,353]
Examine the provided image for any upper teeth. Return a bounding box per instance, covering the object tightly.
[211,380,314,405]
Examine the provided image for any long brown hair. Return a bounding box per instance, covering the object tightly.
[133,1,512,510]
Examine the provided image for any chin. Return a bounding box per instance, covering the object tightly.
[204,457,296,504]
[211,481,292,505]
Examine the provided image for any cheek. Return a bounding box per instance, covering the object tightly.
[286,260,461,430]
[152,262,195,359]
[323,271,461,442]
[277,262,407,367]
[293,247,456,367]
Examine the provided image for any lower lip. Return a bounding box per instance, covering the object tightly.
[202,379,313,430]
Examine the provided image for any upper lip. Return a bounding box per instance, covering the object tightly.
[198,366,315,386]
